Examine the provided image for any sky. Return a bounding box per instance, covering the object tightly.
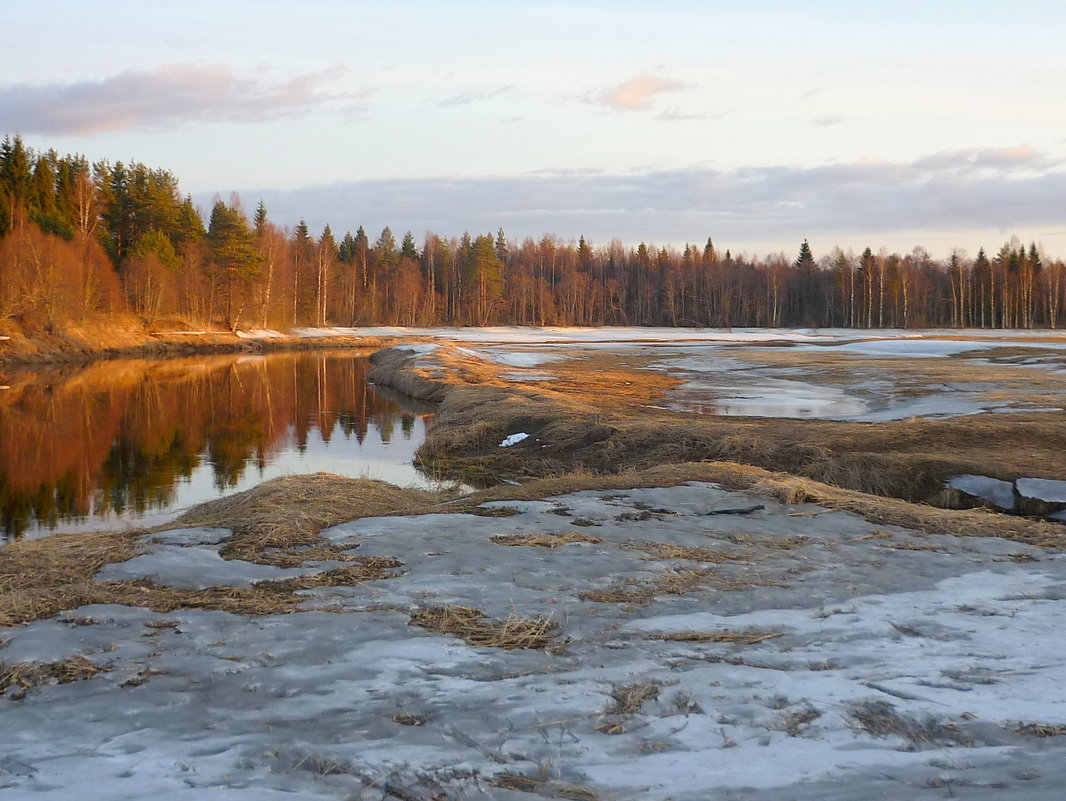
[5,0,1066,260]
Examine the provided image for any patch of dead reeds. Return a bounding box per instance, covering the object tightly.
[1,550,401,627]
[622,542,739,562]
[1,654,109,699]
[848,699,972,747]
[607,680,661,715]
[581,564,785,606]
[651,629,783,644]
[175,473,451,565]
[488,773,599,800]
[408,604,561,651]
[490,532,602,548]
[593,680,662,736]
[1015,723,1066,737]
[0,529,146,628]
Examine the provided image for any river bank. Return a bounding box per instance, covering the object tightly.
[0,317,405,366]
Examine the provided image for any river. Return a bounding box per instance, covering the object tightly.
[0,350,439,539]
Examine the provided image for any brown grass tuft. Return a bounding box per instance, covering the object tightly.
[489,772,599,800]
[175,473,452,564]
[1015,723,1066,737]
[1,655,109,699]
[848,699,972,746]
[651,629,783,644]
[581,563,785,606]
[491,532,602,548]
[408,604,560,651]
[0,529,145,628]
[608,680,661,715]
[624,541,742,562]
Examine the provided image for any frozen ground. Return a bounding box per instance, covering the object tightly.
[5,482,1066,799]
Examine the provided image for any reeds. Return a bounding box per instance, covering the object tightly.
[408,604,560,651]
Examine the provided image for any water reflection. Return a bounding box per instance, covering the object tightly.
[0,351,437,539]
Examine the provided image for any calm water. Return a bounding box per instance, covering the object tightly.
[0,350,440,540]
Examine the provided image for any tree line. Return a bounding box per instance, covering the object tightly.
[2,135,1064,331]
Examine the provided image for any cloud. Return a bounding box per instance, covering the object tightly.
[595,73,685,111]
[0,63,363,136]
[657,108,709,122]
[437,84,514,108]
[224,145,1066,251]
[810,114,843,127]
[913,144,1049,171]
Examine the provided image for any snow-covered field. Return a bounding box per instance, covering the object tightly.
[5,482,1066,799]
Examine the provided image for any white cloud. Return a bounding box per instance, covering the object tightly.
[0,64,363,136]
[437,84,514,108]
[810,114,843,127]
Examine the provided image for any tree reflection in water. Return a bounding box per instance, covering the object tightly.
[0,351,436,539]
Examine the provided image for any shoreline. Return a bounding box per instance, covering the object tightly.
[0,323,404,367]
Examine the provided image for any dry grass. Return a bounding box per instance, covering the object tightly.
[721,533,811,550]
[780,705,821,737]
[0,539,400,627]
[579,585,656,605]
[488,773,599,800]
[408,604,560,651]
[848,699,973,747]
[490,532,602,548]
[1,655,109,699]
[0,529,145,627]
[623,542,740,562]
[581,563,785,606]
[391,712,427,727]
[1015,723,1066,737]
[176,473,452,565]
[651,629,783,644]
[608,680,661,715]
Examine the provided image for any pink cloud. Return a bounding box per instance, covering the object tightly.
[598,74,685,112]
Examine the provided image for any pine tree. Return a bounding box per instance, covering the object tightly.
[400,230,418,260]
[206,200,260,330]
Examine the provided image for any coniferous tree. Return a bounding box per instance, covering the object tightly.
[205,200,259,330]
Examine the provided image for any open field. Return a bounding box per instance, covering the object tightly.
[2,329,1066,799]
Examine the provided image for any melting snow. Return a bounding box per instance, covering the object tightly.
[947,475,1016,510]
[4,483,1066,799]
[1016,478,1066,504]
[499,432,529,447]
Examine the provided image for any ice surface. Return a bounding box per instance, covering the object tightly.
[1016,478,1066,504]
[947,475,1016,510]
[6,482,1066,800]
[95,540,332,589]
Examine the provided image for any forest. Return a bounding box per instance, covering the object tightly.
[2,135,1064,332]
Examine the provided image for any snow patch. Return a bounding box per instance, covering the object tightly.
[1016,478,1066,504]
[499,432,529,448]
[947,475,1016,510]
